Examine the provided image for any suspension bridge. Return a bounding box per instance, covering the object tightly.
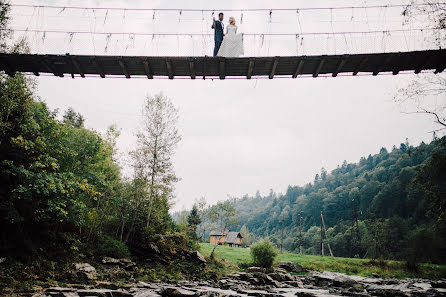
[1,49,445,79]
[1,2,445,79]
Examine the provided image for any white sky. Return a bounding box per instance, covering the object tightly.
[8,0,443,211]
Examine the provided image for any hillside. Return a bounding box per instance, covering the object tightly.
[217,137,446,264]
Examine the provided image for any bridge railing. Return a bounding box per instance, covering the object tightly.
[7,4,446,57]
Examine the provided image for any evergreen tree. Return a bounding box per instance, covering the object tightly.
[188,205,201,241]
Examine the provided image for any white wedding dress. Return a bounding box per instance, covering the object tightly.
[217,24,244,57]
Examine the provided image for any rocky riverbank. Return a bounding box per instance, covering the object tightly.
[18,262,446,297]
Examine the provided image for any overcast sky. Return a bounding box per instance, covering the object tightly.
[9,0,442,211]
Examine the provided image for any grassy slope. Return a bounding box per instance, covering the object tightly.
[199,243,446,279]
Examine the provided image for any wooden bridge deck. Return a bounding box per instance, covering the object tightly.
[0,49,445,79]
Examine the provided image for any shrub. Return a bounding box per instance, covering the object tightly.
[250,239,278,268]
[95,235,131,259]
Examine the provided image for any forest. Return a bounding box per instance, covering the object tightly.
[0,3,201,284]
[197,137,446,264]
[0,71,189,258]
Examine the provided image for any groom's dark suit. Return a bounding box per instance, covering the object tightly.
[212,20,224,56]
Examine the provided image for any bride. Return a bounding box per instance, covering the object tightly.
[217,17,244,57]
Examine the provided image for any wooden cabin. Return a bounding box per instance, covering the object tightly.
[209,229,243,248]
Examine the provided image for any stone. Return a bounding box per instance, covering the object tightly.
[268,273,293,282]
[413,282,431,291]
[62,293,79,297]
[134,290,163,297]
[71,263,97,281]
[248,267,267,273]
[295,292,317,297]
[120,258,137,268]
[332,275,358,288]
[137,281,153,288]
[46,287,76,293]
[279,262,306,273]
[95,281,121,290]
[77,288,132,297]
[286,280,304,288]
[274,268,289,274]
[102,257,121,264]
[160,287,196,297]
[45,293,78,297]
[339,289,370,297]
[192,251,207,265]
[365,284,410,297]
[431,281,446,289]
[234,272,252,281]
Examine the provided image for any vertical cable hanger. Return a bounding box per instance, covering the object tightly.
[103,9,108,25]
[267,10,272,55]
[296,34,299,56]
[67,32,74,53]
[330,8,336,54]
[105,33,111,53]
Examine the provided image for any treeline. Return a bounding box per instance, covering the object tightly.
[0,71,191,263]
[229,139,446,264]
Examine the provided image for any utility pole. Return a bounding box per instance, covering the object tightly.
[351,198,361,257]
[280,212,284,253]
[321,212,334,257]
[354,199,361,243]
[299,210,302,254]
[320,211,324,257]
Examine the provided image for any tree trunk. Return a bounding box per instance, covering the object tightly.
[146,136,158,228]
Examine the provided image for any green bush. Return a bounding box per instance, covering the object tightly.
[250,239,278,268]
[95,235,131,259]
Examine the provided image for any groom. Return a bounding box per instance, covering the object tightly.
[211,12,224,56]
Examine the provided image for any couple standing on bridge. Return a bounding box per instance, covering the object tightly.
[212,12,244,57]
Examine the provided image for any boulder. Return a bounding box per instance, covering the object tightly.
[234,272,252,281]
[102,257,121,264]
[274,268,289,274]
[332,275,359,288]
[295,292,317,297]
[71,263,97,281]
[365,284,410,297]
[95,281,122,290]
[46,287,76,293]
[278,262,306,273]
[248,267,268,273]
[160,287,196,297]
[267,272,293,282]
[102,257,136,269]
[193,251,207,265]
[134,291,163,297]
[120,258,137,269]
[285,280,304,288]
[431,281,446,289]
[252,272,280,287]
[184,250,206,266]
[77,288,132,296]
[136,281,152,288]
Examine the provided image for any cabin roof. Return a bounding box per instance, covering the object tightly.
[224,232,243,244]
